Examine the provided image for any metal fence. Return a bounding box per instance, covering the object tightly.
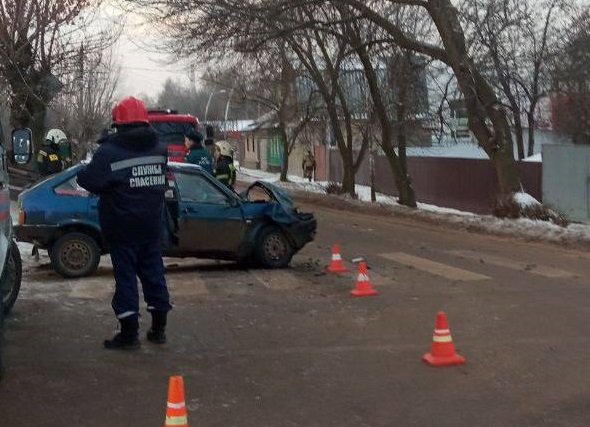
[327,150,542,214]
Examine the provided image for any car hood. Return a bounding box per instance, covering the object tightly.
[242,181,299,225]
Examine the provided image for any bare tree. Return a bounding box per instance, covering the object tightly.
[464,0,573,159]
[551,8,590,144]
[51,47,120,161]
[126,0,371,196]
[0,0,117,147]
[203,45,318,181]
[128,0,541,199]
[333,0,522,196]
[282,6,371,195]
[337,3,431,207]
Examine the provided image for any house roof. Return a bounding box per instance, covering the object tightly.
[244,111,279,132]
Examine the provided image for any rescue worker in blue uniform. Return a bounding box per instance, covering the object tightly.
[184,129,213,174]
[213,140,236,189]
[77,97,171,350]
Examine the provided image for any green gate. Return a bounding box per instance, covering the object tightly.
[266,133,284,169]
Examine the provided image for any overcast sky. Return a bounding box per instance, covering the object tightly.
[102,2,193,99]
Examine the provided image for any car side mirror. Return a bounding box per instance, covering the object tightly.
[11,128,33,165]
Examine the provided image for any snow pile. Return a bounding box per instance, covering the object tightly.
[238,167,590,246]
[491,191,568,227]
[513,192,541,209]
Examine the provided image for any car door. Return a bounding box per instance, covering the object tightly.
[174,170,246,255]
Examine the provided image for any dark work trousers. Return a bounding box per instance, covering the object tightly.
[109,239,171,321]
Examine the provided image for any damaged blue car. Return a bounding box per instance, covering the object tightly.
[15,163,317,278]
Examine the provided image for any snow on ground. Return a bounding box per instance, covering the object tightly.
[513,192,541,209]
[523,153,542,163]
[239,167,590,245]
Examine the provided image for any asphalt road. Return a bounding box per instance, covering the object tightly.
[1,197,590,426]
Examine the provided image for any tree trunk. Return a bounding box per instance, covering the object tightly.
[355,43,417,207]
[526,110,536,158]
[335,85,362,197]
[369,141,376,202]
[325,104,356,196]
[279,125,289,182]
[289,42,357,195]
[513,113,525,161]
[341,153,356,197]
[490,149,522,194]
[396,101,415,207]
[29,99,47,153]
[429,0,521,195]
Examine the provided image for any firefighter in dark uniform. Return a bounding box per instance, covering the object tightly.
[184,129,213,174]
[37,129,66,176]
[213,140,236,189]
[77,97,172,350]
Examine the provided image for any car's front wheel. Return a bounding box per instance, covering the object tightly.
[50,232,100,278]
[255,226,293,269]
[1,241,22,315]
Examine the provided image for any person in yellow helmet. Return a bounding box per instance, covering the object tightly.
[213,141,236,189]
[37,129,66,176]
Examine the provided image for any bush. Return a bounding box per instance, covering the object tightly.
[323,182,358,199]
[493,193,569,227]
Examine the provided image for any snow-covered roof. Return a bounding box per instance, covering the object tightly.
[210,120,257,132]
[242,111,279,132]
[406,142,489,159]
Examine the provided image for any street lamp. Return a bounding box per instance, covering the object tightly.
[204,89,227,123]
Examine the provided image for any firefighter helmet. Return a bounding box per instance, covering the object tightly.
[45,129,67,145]
[215,140,233,157]
[112,97,149,125]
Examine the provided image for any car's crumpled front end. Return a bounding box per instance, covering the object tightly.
[242,181,317,249]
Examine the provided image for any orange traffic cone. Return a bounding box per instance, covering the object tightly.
[350,262,378,297]
[422,312,465,367]
[326,244,349,273]
[165,376,189,427]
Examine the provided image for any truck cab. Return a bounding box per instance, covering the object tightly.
[148,109,201,163]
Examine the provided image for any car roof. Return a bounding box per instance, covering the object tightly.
[52,161,205,177]
[168,162,203,172]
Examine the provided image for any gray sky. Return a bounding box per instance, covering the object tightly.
[102,2,193,99]
[117,35,192,98]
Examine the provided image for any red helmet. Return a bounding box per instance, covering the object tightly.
[112,97,149,125]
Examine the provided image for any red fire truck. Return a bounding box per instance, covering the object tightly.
[147,109,201,163]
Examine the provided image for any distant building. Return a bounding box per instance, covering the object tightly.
[448,99,470,139]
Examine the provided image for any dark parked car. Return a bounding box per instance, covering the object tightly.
[15,163,316,278]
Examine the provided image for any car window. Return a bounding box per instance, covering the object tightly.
[54,177,90,197]
[175,172,229,205]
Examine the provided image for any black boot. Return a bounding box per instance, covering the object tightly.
[147,311,167,344]
[104,317,140,350]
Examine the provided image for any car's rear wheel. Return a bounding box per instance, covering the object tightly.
[255,226,293,269]
[50,232,100,278]
[1,241,22,315]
